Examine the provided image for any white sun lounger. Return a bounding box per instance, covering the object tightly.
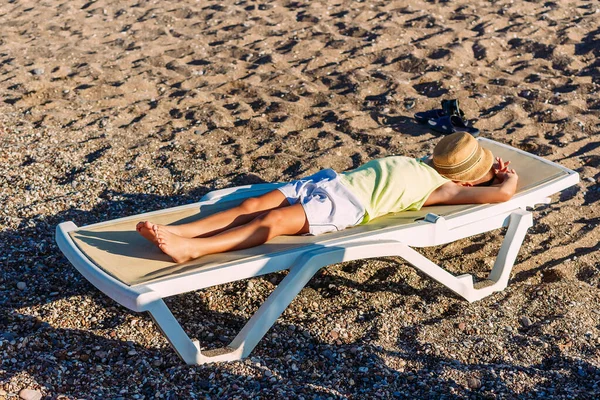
[55,138,578,364]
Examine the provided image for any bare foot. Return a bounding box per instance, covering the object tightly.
[136,221,183,243]
[155,226,201,263]
[136,221,158,243]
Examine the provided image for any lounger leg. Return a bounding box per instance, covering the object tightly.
[143,247,349,364]
[224,248,347,361]
[393,244,479,300]
[486,209,533,288]
[145,300,204,365]
[397,209,533,302]
[180,247,352,362]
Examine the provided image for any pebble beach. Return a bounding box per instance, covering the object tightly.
[0,0,599,398]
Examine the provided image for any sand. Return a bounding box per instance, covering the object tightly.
[0,0,598,398]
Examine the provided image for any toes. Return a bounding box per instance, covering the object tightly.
[136,221,144,231]
[145,221,154,230]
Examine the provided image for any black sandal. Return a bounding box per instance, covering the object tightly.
[427,114,480,136]
[414,99,465,124]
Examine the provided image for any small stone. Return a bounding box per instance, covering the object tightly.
[152,359,162,367]
[264,370,272,377]
[467,377,482,389]
[17,282,27,290]
[457,322,466,330]
[329,330,339,340]
[520,316,532,328]
[19,389,42,400]
[358,367,369,373]
[95,350,108,359]
[31,68,44,76]
[585,177,595,183]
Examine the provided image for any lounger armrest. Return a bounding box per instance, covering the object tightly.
[55,221,158,312]
[201,182,286,202]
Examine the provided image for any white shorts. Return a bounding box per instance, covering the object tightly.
[277,169,366,235]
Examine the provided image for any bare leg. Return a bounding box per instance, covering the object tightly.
[155,203,309,263]
[137,190,290,243]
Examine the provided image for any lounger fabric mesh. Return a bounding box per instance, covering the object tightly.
[69,141,567,286]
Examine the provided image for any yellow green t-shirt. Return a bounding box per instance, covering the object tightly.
[339,156,449,223]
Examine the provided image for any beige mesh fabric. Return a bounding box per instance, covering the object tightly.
[69,141,568,287]
[482,141,566,192]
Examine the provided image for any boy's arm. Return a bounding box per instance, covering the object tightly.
[425,169,519,206]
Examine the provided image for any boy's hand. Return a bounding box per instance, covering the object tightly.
[495,168,518,182]
[494,157,510,172]
[492,157,517,183]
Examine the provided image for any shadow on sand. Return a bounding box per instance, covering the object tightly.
[1,189,598,398]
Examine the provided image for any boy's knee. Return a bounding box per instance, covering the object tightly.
[259,209,290,239]
[256,207,307,237]
[240,197,261,213]
[258,209,285,226]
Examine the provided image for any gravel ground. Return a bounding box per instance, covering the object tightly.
[1,0,599,398]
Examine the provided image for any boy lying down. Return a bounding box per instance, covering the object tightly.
[137,132,518,263]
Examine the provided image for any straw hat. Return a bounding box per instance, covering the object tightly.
[432,132,494,182]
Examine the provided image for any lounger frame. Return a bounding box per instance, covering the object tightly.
[55,139,579,364]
